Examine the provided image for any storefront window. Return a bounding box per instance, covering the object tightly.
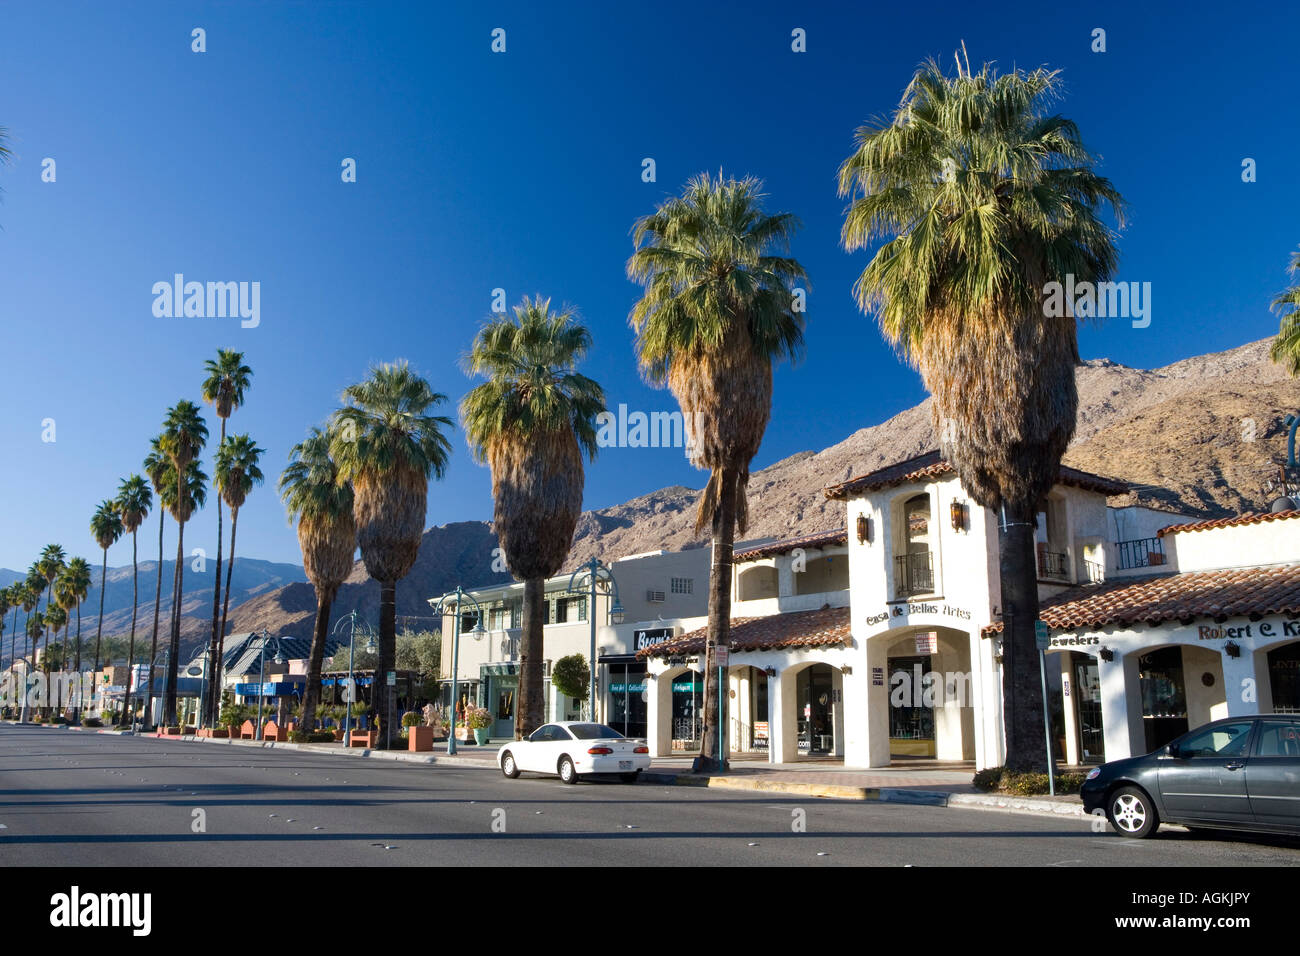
[1139,647,1188,752]
[671,671,703,748]
[606,662,647,738]
[796,665,835,754]
[889,655,934,755]
[1269,643,1300,713]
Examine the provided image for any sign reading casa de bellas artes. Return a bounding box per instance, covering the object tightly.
[863,603,974,628]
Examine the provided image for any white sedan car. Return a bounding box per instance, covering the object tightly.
[498,722,651,784]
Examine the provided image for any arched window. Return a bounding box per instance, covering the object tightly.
[894,493,935,597]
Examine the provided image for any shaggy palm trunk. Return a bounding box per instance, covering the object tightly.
[697,467,738,772]
[373,580,397,749]
[299,586,338,733]
[125,531,139,726]
[517,578,546,740]
[998,500,1048,772]
[212,507,240,722]
[206,421,227,726]
[165,512,186,727]
[93,552,108,672]
[144,512,164,727]
[72,602,81,721]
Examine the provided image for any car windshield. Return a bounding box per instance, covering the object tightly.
[567,723,623,740]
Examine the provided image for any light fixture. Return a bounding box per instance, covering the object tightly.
[841,665,853,675]
[611,600,626,625]
[856,514,872,544]
[950,499,967,531]
[764,666,777,677]
[1099,647,1114,662]
[1225,640,1241,658]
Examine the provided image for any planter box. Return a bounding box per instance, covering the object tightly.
[197,728,229,739]
[408,726,434,752]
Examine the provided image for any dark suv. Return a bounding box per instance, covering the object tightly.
[1080,714,1300,838]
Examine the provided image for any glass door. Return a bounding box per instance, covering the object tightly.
[1073,656,1104,760]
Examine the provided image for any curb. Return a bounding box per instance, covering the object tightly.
[129,730,495,767]
[947,792,1087,816]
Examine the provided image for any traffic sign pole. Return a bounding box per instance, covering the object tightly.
[1035,620,1055,796]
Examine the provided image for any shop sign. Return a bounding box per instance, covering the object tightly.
[671,680,702,693]
[872,666,884,687]
[608,682,646,694]
[915,631,938,654]
[714,646,729,667]
[1199,619,1300,641]
[635,627,675,650]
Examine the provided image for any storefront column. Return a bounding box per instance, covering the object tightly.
[647,670,671,758]
[831,668,845,758]
[1059,652,1080,766]
[1221,647,1262,717]
[768,670,791,763]
[1100,653,1144,760]
[972,632,1004,769]
[845,638,891,768]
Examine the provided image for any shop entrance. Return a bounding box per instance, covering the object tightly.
[889,655,935,757]
[1073,655,1104,760]
[1269,642,1300,713]
[490,675,517,739]
[1139,646,1188,752]
[606,661,648,738]
[796,664,836,754]
[670,670,703,751]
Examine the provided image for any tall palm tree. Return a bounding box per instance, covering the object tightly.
[330,363,452,748]
[89,502,124,673]
[1270,249,1300,376]
[115,475,152,723]
[159,401,209,726]
[142,438,170,727]
[24,611,43,720]
[201,350,253,709]
[627,172,807,770]
[279,428,356,732]
[37,544,67,670]
[461,296,606,738]
[211,433,264,722]
[837,57,1124,771]
[61,557,92,719]
[25,565,47,670]
[14,582,36,720]
[0,586,11,716]
[42,603,67,717]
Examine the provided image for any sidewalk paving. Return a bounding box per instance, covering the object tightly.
[5,721,1086,817]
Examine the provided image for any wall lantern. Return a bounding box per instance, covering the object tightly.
[856,514,872,544]
[950,499,967,532]
[1099,647,1114,662]
[1225,640,1241,658]
[841,665,853,675]
[764,666,777,677]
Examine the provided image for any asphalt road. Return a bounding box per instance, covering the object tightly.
[4,725,1300,867]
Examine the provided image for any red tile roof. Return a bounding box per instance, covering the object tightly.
[824,449,1129,500]
[636,605,851,659]
[980,564,1300,636]
[1157,510,1300,537]
[734,528,847,562]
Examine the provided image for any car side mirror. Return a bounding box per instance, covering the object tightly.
[1166,743,1180,759]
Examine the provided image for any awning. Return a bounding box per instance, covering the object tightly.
[234,682,304,697]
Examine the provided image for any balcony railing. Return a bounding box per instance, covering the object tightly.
[1037,549,1070,579]
[1083,559,1105,584]
[894,550,935,598]
[1115,537,1166,571]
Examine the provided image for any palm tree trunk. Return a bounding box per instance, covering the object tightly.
[998,499,1048,772]
[72,601,82,721]
[518,577,545,740]
[206,420,227,726]
[698,467,738,772]
[374,579,397,749]
[124,530,139,726]
[144,512,165,727]
[300,585,338,733]
[213,505,240,722]
[165,516,185,727]
[93,552,108,673]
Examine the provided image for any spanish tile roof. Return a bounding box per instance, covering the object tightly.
[980,564,1300,636]
[823,449,1129,500]
[734,528,847,562]
[636,605,850,659]
[1157,510,1300,537]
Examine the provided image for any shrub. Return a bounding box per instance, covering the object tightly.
[464,705,493,730]
[52,716,68,725]
[81,717,103,728]
[401,711,421,728]
[552,654,589,701]
[307,731,336,743]
[972,766,1088,796]
[289,730,310,743]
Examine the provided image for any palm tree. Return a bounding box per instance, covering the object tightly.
[461,296,606,738]
[330,363,452,748]
[159,401,209,726]
[115,475,152,723]
[142,438,170,727]
[279,428,356,732]
[837,57,1124,771]
[212,433,264,722]
[24,611,43,721]
[0,586,11,716]
[89,501,124,673]
[43,603,67,717]
[201,350,253,711]
[25,565,47,670]
[1270,249,1300,376]
[37,544,67,669]
[627,172,807,770]
[61,557,92,719]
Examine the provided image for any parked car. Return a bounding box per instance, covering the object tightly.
[1081,714,1300,838]
[498,722,651,784]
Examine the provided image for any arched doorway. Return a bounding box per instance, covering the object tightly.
[726,664,769,754]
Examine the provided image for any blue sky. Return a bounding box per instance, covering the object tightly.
[1,0,1296,573]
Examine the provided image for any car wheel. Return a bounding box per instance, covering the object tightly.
[559,755,578,785]
[1108,786,1158,838]
[501,751,519,779]
[620,771,640,784]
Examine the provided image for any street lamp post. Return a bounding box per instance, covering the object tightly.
[332,611,376,747]
[428,588,485,756]
[567,559,625,724]
[143,647,170,730]
[252,629,286,740]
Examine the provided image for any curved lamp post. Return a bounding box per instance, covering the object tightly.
[566,559,625,724]
[428,588,485,755]
[331,611,377,747]
[250,629,286,740]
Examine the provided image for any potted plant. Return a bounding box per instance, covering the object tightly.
[465,705,493,745]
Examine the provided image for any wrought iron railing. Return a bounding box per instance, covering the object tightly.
[1083,559,1105,584]
[893,551,934,598]
[1115,537,1166,570]
[1037,550,1069,579]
